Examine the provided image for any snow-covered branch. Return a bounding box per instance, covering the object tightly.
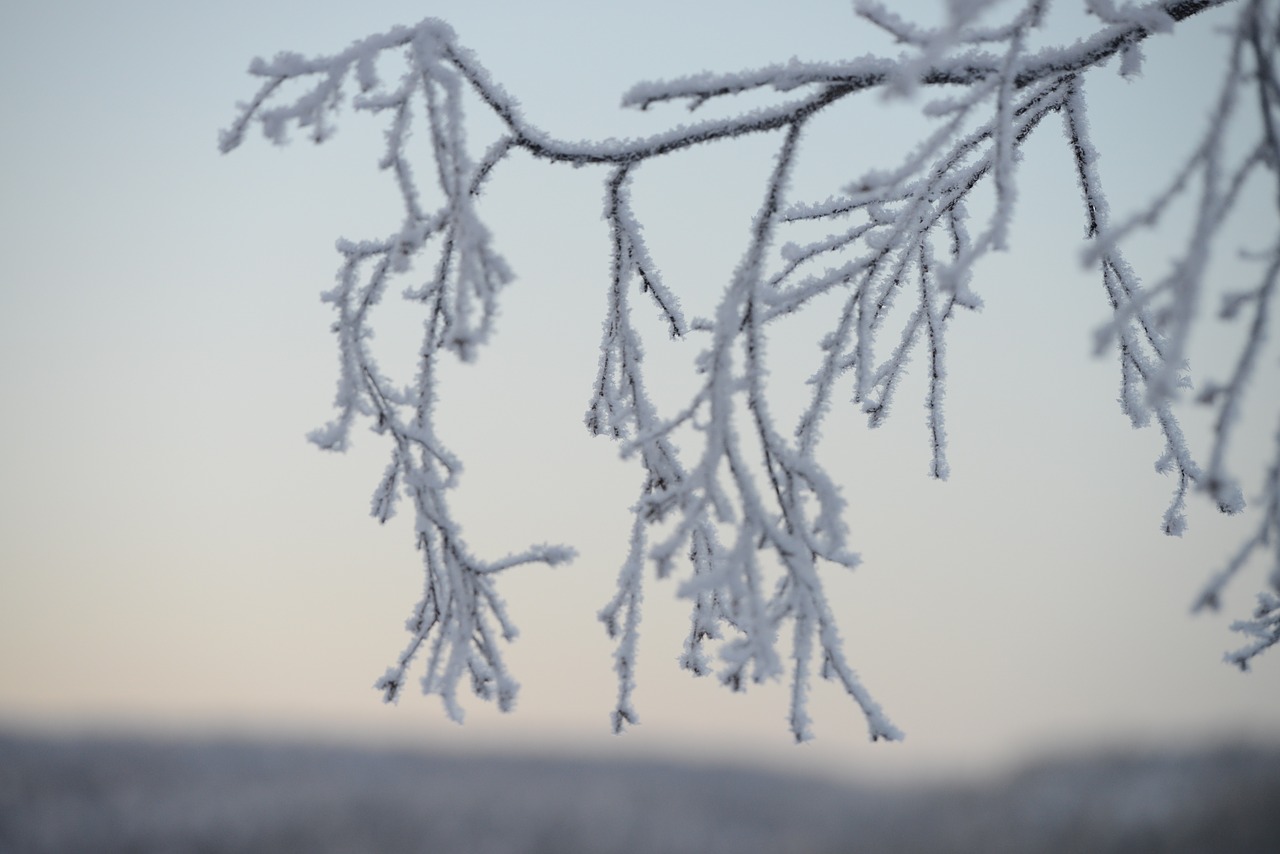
[222,0,1278,738]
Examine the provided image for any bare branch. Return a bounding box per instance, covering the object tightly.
[223,0,1277,738]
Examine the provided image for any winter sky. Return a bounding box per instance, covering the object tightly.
[1,0,1278,783]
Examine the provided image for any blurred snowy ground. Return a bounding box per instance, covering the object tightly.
[2,733,1277,853]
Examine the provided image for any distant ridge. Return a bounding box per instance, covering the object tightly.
[2,734,1278,853]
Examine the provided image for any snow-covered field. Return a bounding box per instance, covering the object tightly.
[2,733,1277,853]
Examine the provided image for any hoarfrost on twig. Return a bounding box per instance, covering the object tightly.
[222,0,1279,738]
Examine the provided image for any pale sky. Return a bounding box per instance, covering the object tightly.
[1,0,1277,784]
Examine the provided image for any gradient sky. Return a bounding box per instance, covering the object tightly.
[1,0,1277,784]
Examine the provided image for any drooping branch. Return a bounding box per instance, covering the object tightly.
[1183,0,1280,671]
[221,0,1276,736]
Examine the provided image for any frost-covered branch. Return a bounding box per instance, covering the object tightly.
[222,0,1277,738]
[1073,0,1280,669]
